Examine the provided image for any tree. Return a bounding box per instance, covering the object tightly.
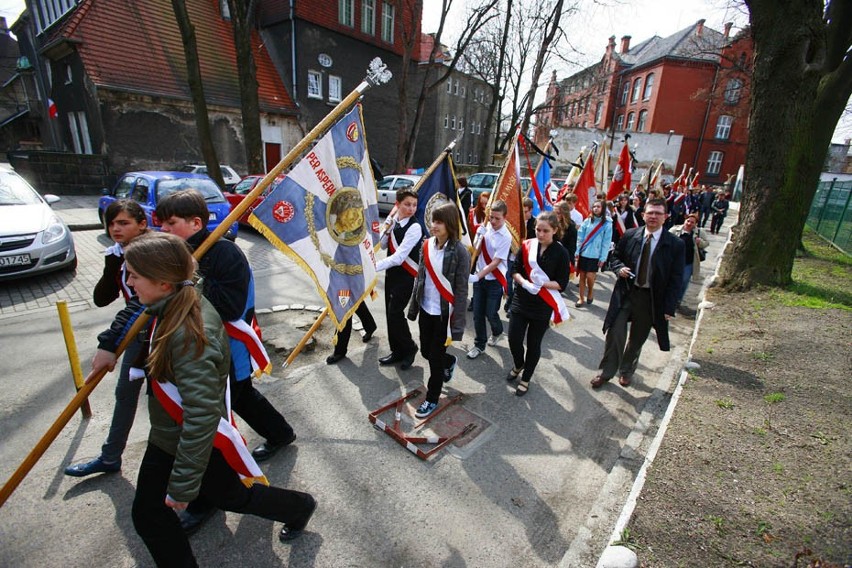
[171,0,224,188]
[719,0,852,289]
[227,0,264,174]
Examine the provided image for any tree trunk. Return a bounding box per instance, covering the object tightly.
[479,0,512,166]
[719,0,852,290]
[171,0,224,188]
[519,0,563,133]
[228,0,264,174]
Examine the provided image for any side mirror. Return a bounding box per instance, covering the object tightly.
[44,194,61,205]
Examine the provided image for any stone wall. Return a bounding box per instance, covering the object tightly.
[5,150,113,195]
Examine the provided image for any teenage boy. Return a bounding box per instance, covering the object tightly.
[467,199,511,359]
[565,193,584,226]
[156,190,296,531]
[376,188,422,370]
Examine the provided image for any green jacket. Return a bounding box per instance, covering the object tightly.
[146,291,230,503]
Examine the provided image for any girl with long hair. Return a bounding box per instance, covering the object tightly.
[468,191,491,235]
[507,211,571,396]
[407,202,471,418]
[125,233,316,566]
[574,199,613,307]
[554,201,578,276]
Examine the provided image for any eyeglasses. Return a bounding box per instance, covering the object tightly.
[644,211,665,216]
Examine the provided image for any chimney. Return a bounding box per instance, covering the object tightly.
[696,19,705,37]
[607,35,616,54]
[724,22,733,39]
[620,35,631,54]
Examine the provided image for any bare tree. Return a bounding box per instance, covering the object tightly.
[171,0,224,188]
[719,0,852,289]
[227,0,264,174]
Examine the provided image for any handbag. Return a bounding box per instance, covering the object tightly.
[696,229,707,261]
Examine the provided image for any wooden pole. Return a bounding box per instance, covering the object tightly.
[0,57,394,509]
[283,308,329,369]
[56,301,92,419]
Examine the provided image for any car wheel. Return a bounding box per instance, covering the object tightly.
[99,211,109,236]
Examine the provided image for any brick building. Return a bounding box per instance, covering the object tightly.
[536,20,751,186]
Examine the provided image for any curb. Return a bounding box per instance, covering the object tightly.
[68,223,102,232]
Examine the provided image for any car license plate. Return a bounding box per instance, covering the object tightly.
[209,213,217,220]
[0,254,31,267]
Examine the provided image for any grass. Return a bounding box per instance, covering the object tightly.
[776,229,852,310]
[764,392,786,404]
[715,398,734,409]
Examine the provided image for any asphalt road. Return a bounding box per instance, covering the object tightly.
[0,221,729,567]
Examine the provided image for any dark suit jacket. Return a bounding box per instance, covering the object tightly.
[604,227,685,351]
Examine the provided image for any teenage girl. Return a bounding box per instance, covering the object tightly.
[574,198,613,307]
[406,202,471,418]
[65,200,150,477]
[507,211,571,396]
[468,191,491,235]
[125,233,316,565]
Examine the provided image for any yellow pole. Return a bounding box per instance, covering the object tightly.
[56,301,92,419]
[283,308,329,369]
[0,57,394,509]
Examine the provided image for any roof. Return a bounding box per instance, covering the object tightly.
[49,0,297,114]
[616,21,725,70]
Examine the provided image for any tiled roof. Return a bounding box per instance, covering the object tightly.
[54,0,296,114]
[617,21,725,69]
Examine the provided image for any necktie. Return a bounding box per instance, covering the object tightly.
[637,234,652,287]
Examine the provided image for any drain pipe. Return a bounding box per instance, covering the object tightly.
[290,0,297,100]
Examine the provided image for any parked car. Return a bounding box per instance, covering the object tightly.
[467,172,499,201]
[99,171,238,240]
[0,167,77,280]
[226,174,286,226]
[179,164,241,188]
[375,174,421,214]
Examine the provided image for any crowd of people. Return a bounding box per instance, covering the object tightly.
[62,172,729,566]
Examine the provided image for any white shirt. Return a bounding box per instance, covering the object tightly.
[376,216,423,272]
[476,223,511,279]
[421,239,445,316]
[569,208,583,227]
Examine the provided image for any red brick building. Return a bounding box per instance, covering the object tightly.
[536,20,751,185]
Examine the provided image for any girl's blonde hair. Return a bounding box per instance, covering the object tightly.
[554,201,574,233]
[124,232,206,382]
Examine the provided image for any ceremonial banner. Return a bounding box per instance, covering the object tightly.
[573,148,597,219]
[556,148,585,202]
[414,153,471,249]
[530,154,554,216]
[249,104,381,331]
[607,141,633,200]
[489,136,526,249]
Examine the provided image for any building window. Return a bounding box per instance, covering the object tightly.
[637,110,648,132]
[616,114,624,130]
[458,117,464,131]
[339,0,353,26]
[68,111,92,154]
[476,122,481,135]
[32,0,78,33]
[328,75,342,102]
[643,73,654,100]
[451,115,456,129]
[470,120,475,134]
[361,0,375,35]
[461,85,466,97]
[621,82,629,105]
[447,80,452,93]
[444,114,449,129]
[715,115,733,139]
[381,2,395,43]
[65,64,72,85]
[724,78,743,104]
[626,112,635,130]
[307,70,322,99]
[707,151,724,174]
[594,102,603,124]
[453,80,458,95]
[468,152,472,163]
[631,78,642,102]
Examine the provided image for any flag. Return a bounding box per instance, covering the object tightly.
[573,148,597,219]
[690,170,700,189]
[672,164,687,192]
[606,141,632,200]
[249,104,381,331]
[489,133,526,249]
[47,98,58,119]
[557,148,585,202]
[413,152,471,249]
[650,160,663,191]
[531,155,554,216]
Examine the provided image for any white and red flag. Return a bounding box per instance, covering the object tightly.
[606,141,632,200]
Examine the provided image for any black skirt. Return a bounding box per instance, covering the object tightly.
[577,256,600,273]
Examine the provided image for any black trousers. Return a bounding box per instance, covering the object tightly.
[417,309,453,403]
[132,443,314,568]
[231,377,294,445]
[384,270,417,357]
[507,310,550,382]
[333,302,377,356]
[599,287,654,379]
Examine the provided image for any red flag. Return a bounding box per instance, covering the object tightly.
[606,142,632,200]
[488,135,526,247]
[690,170,700,189]
[573,149,597,219]
[48,98,58,119]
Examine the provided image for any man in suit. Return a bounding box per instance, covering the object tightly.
[591,197,685,389]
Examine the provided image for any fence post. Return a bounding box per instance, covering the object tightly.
[816,178,836,234]
[831,183,852,245]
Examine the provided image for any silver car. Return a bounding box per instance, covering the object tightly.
[375,174,421,214]
[0,168,77,280]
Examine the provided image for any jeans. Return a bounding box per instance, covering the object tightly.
[678,262,694,305]
[473,279,504,349]
[101,331,146,464]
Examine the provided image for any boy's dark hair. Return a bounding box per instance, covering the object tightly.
[105,199,146,226]
[396,187,418,203]
[155,189,210,224]
[490,199,508,215]
[431,202,461,242]
[522,197,534,209]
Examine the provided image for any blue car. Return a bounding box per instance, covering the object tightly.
[99,171,238,240]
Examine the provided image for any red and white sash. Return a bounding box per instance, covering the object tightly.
[479,231,508,293]
[223,317,271,377]
[422,237,455,346]
[522,239,570,324]
[578,219,606,255]
[613,213,626,238]
[389,221,419,277]
[105,243,135,302]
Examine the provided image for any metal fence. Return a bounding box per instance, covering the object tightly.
[807,179,852,253]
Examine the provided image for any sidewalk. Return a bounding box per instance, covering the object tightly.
[52,194,102,231]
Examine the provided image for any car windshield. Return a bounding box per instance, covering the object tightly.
[156,178,225,203]
[376,178,394,190]
[0,172,42,205]
[233,177,258,195]
[178,165,198,173]
[468,174,494,187]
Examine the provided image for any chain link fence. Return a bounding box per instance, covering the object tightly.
[807,179,852,253]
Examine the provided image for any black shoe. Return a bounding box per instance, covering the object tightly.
[179,506,217,536]
[326,352,345,365]
[362,327,376,342]
[444,355,458,383]
[252,432,296,462]
[279,495,317,542]
[379,352,402,365]
[400,351,417,370]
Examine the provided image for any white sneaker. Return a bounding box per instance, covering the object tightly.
[466,346,483,359]
[487,333,502,346]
